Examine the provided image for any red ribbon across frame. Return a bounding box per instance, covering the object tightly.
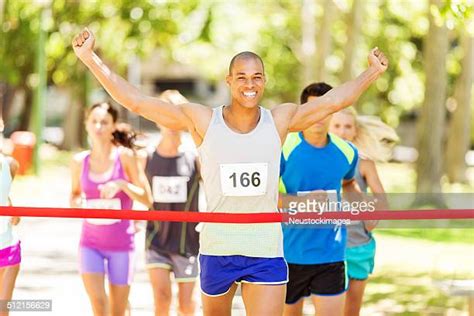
[0,206,473,223]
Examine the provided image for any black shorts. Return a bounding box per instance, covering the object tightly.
[286,261,347,304]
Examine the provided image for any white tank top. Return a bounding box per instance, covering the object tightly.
[0,154,17,249]
[197,106,283,257]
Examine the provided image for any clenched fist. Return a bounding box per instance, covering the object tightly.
[99,180,125,199]
[10,217,20,226]
[72,28,95,62]
[368,47,388,74]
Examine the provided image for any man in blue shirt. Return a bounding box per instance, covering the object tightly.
[280,82,359,316]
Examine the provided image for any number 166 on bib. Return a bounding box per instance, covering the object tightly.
[220,163,268,196]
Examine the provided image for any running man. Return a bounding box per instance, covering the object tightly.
[0,119,21,316]
[330,108,397,316]
[72,28,388,316]
[279,83,359,316]
[144,90,200,316]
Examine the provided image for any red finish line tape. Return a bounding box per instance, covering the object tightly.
[0,207,283,223]
[0,206,473,223]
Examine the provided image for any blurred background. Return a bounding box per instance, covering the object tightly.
[0,0,473,315]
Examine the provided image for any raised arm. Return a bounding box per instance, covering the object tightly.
[72,28,200,131]
[274,48,388,134]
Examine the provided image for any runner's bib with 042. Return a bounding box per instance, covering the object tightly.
[152,176,189,203]
[85,198,122,225]
[220,163,268,196]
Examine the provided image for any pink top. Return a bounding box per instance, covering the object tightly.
[79,149,134,251]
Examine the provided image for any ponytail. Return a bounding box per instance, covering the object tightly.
[339,108,399,162]
[112,123,139,150]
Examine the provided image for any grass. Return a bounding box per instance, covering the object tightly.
[377,162,474,194]
[364,271,470,315]
[372,162,474,245]
[375,227,474,244]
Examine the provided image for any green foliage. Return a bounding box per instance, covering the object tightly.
[0,0,471,129]
[439,0,474,30]
[0,1,41,87]
[376,227,474,244]
[0,0,199,89]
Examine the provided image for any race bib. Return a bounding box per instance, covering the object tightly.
[152,176,189,203]
[220,163,268,196]
[296,189,337,199]
[85,198,122,225]
[0,217,10,234]
[296,189,339,211]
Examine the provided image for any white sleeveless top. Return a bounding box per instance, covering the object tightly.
[0,154,17,249]
[197,106,283,257]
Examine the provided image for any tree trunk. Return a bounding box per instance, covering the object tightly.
[414,0,448,205]
[0,83,17,123]
[61,73,89,150]
[300,0,316,86]
[60,89,86,150]
[314,0,336,82]
[445,31,473,183]
[340,0,365,82]
[18,87,33,131]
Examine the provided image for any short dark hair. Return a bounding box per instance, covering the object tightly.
[300,82,333,104]
[228,51,264,75]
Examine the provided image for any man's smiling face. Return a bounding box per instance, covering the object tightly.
[226,57,266,109]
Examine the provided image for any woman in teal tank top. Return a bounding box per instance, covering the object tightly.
[0,119,21,311]
[330,108,398,316]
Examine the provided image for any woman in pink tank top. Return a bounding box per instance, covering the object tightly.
[70,102,152,316]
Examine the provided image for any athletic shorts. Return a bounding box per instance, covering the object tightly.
[286,261,347,304]
[0,241,21,268]
[79,246,135,285]
[146,249,198,282]
[199,254,288,296]
[346,237,376,281]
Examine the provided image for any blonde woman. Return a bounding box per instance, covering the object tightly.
[329,108,398,316]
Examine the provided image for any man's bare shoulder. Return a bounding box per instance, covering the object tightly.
[181,102,213,117]
[271,103,298,117]
[180,103,213,145]
[268,103,298,143]
[181,103,213,128]
[271,103,298,125]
